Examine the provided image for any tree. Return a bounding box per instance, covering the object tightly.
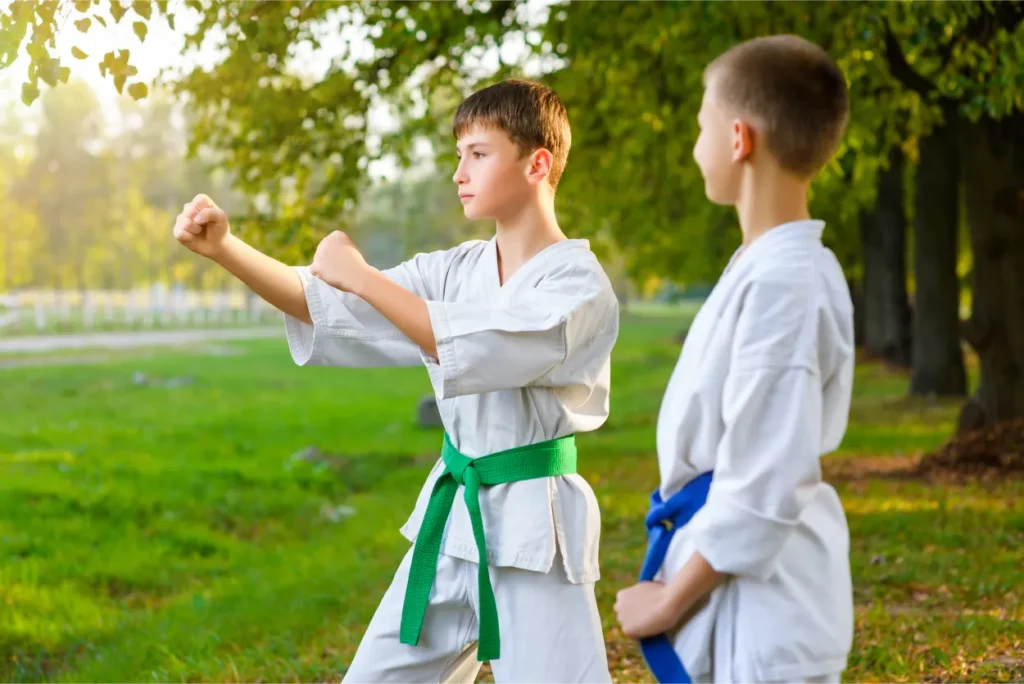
[2,0,535,262]
[6,0,1024,436]
[958,110,1024,432]
[112,91,248,288]
[908,101,966,397]
[1,75,260,291]
[0,1,870,282]
[542,2,1024,436]
[860,146,912,367]
[878,2,1024,428]
[15,79,114,290]
[0,105,44,291]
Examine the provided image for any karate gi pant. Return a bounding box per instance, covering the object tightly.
[689,673,841,684]
[343,547,611,684]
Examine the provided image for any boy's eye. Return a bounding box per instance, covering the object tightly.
[473,151,485,159]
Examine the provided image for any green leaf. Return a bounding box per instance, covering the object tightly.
[133,20,147,41]
[74,17,91,32]
[71,46,89,59]
[98,51,115,76]
[20,81,39,106]
[110,1,127,23]
[93,13,107,27]
[128,81,148,100]
[114,73,127,93]
[132,0,151,19]
[74,0,91,10]
[58,66,70,83]
[39,57,60,86]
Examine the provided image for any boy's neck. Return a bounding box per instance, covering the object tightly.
[735,170,812,246]
[493,194,566,284]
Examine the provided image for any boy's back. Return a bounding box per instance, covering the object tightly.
[654,220,854,682]
[612,35,855,684]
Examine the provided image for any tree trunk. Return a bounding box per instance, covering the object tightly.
[957,112,1024,433]
[849,277,865,348]
[910,107,967,397]
[860,146,912,366]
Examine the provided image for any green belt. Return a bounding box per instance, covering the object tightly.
[399,432,578,662]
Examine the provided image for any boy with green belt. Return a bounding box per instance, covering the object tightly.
[174,79,619,683]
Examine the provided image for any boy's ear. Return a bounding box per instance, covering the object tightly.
[526,148,553,185]
[732,119,755,162]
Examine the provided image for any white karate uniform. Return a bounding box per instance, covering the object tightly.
[283,236,619,683]
[654,220,855,683]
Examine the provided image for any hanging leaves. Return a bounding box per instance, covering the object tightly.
[127,81,147,100]
[110,1,127,24]
[0,0,1019,276]
[20,80,39,106]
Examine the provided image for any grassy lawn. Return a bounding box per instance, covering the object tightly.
[1,314,1021,683]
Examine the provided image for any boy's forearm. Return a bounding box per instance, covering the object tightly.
[212,235,312,324]
[354,269,438,358]
[665,552,728,621]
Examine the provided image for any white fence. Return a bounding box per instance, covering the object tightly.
[0,287,280,335]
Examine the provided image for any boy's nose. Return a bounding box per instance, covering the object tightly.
[452,159,469,184]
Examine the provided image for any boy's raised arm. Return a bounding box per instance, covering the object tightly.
[309,234,620,398]
[173,194,312,324]
[215,235,312,325]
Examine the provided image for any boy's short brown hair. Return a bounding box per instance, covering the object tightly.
[704,34,850,178]
[452,78,572,190]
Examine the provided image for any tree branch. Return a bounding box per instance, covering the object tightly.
[963,1,1024,43]
[881,19,936,97]
[939,4,1024,81]
[881,4,1024,104]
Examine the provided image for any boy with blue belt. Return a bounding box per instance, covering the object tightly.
[614,35,856,684]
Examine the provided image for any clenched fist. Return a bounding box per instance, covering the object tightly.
[310,231,373,294]
[173,194,230,258]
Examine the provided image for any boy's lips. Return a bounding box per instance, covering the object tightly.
[459,194,474,203]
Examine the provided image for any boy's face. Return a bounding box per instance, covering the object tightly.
[453,124,544,220]
[692,83,752,205]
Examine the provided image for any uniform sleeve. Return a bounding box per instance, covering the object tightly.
[283,250,446,368]
[687,279,825,582]
[421,264,619,400]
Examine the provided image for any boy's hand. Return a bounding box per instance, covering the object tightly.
[174,194,231,259]
[310,231,374,294]
[614,581,679,639]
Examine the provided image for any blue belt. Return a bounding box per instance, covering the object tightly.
[638,471,714,684]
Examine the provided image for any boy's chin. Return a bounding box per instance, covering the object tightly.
[703,182,735,206]
[462,205,492,221]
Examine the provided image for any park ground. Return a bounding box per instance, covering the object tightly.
[1,312,1021,683]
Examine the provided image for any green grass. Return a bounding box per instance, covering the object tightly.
[1,315,1021,683]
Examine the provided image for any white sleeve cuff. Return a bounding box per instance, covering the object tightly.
[688,496,797,581]
[283,266,329,366]
[421,300,459,399]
